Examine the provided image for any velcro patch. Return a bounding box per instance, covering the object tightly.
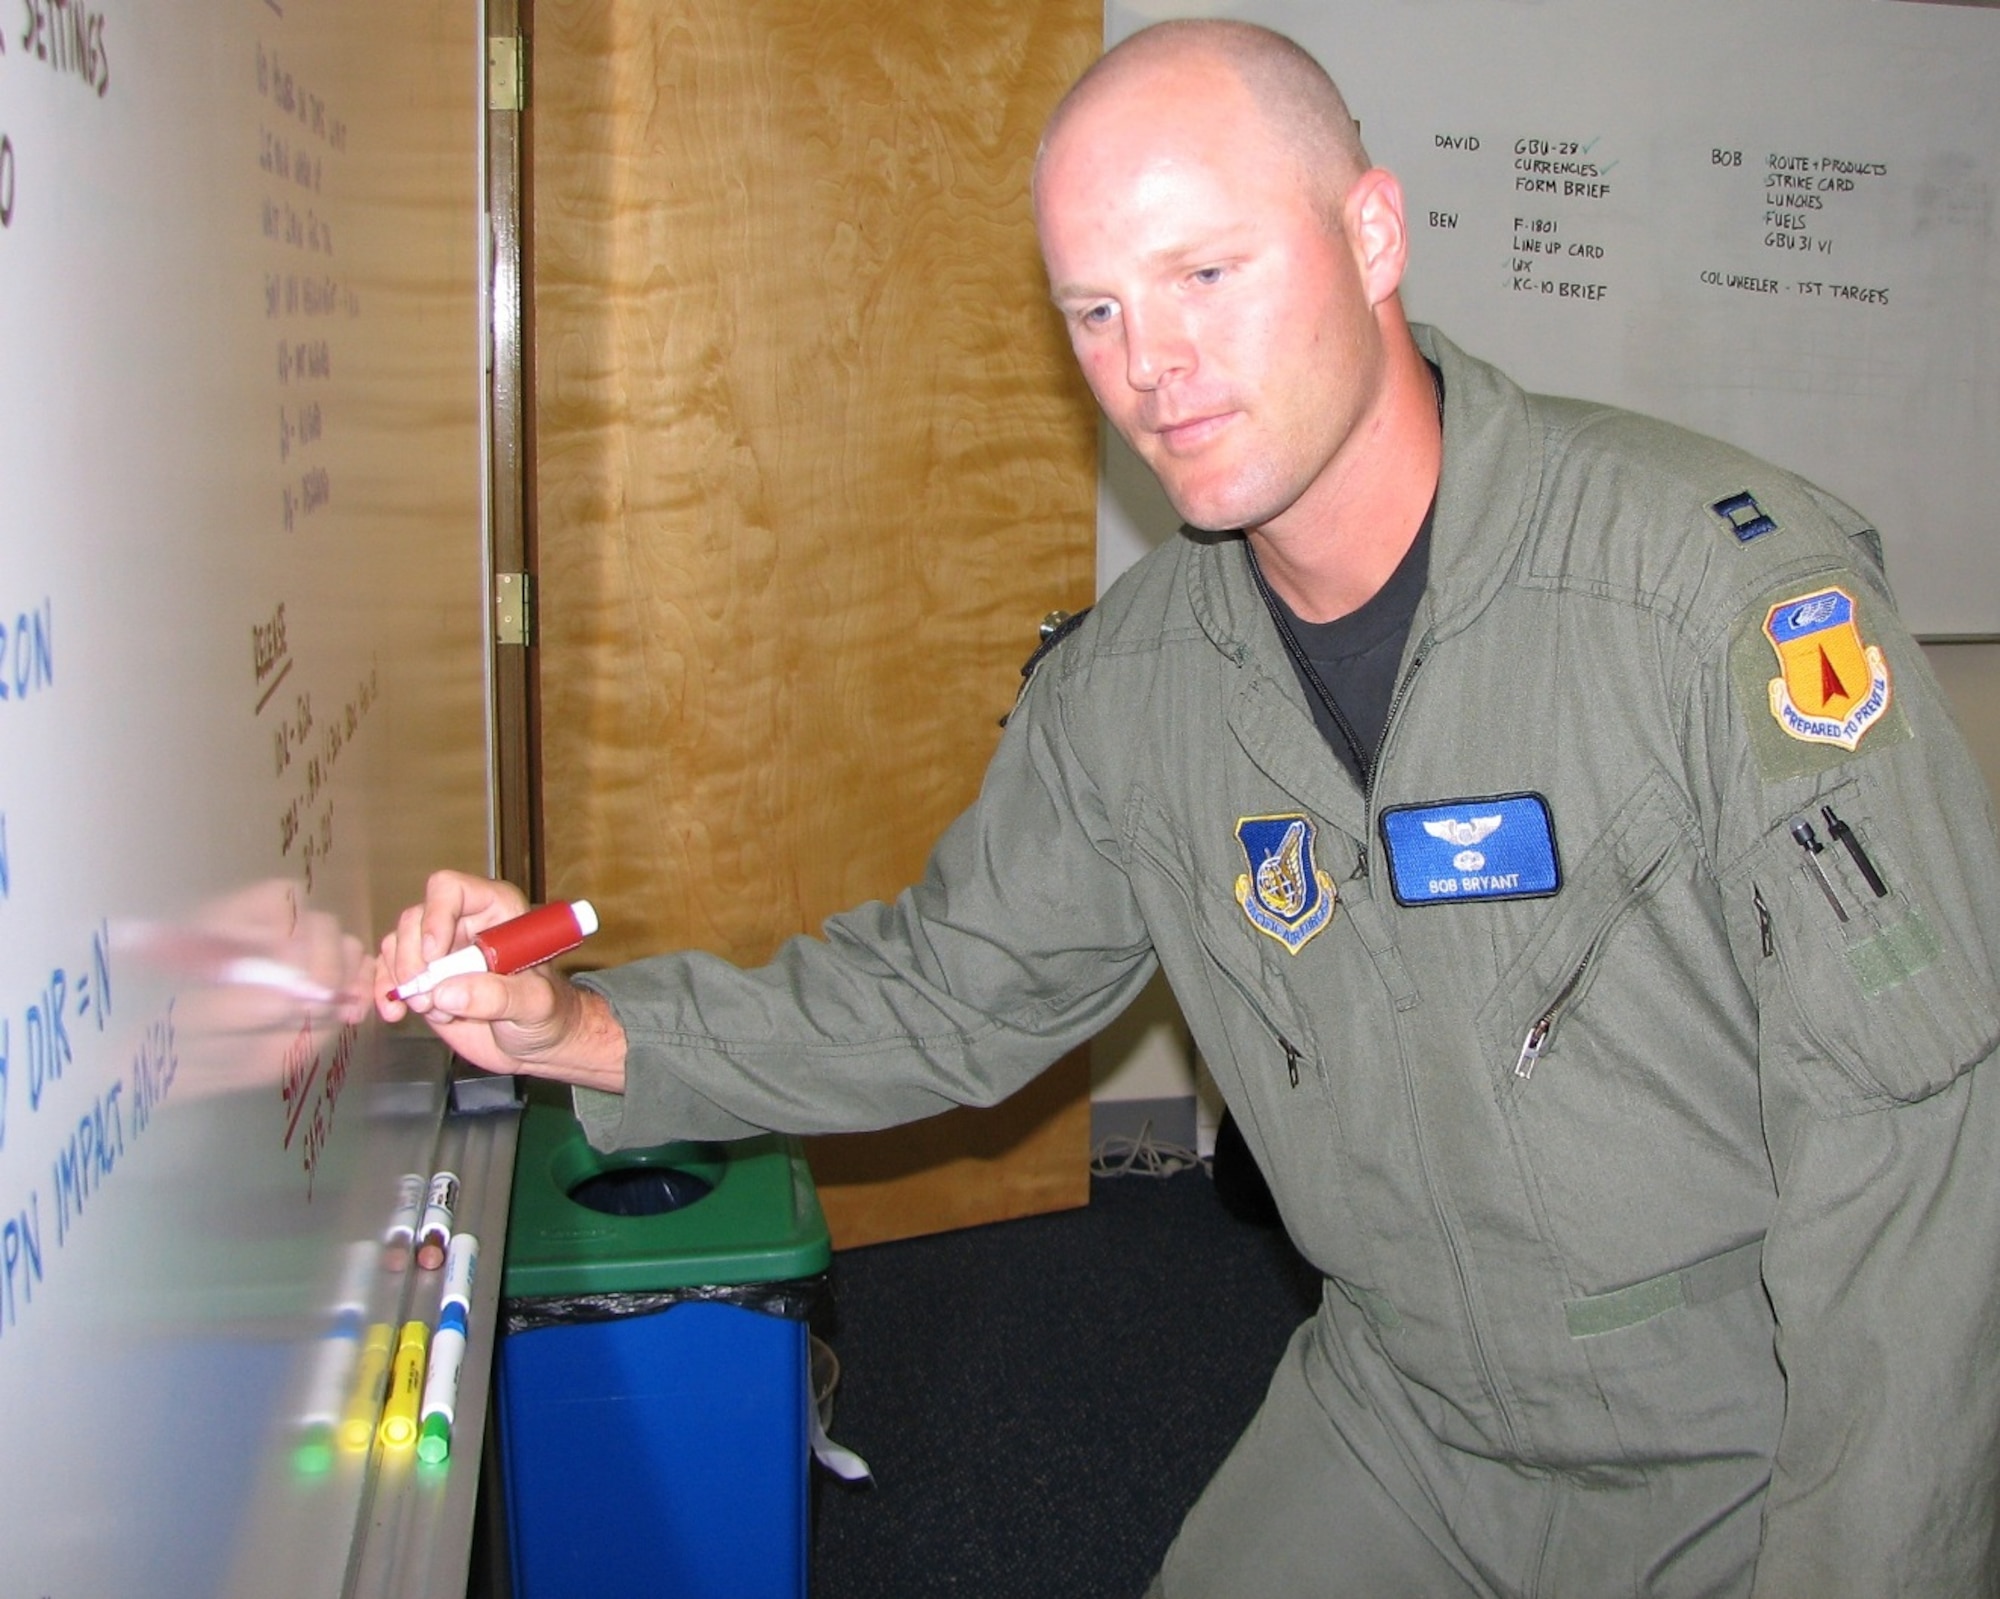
[1379,794,1561,907]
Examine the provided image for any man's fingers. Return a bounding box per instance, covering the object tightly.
[420,970,516,1022]
[424,966,561,1032]
[418,870,529,963]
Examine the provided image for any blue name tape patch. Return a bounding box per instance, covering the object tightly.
[1379,793,1561,906]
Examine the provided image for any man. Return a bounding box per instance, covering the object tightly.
[380,21,2000,1596]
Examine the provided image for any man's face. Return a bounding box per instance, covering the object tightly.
[1036,66,1392,540]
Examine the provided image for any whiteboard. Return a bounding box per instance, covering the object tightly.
[0,3,490,1596]
[1103,0,2000,636]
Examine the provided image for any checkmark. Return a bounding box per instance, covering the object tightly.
[1583,135,1602,153]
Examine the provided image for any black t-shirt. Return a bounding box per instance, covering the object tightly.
[1263,507,1432,786]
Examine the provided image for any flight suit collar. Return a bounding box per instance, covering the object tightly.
[1184,324,1544,672]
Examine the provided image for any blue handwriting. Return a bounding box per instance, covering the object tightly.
[0,1003,177,1346]
[20,921,113,1123]
[0,598,54,705]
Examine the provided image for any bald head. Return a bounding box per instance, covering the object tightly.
[1032,17,1433,591]
[1038,21,1371,226]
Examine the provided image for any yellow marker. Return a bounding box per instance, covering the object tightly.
[378,1320,430,1450]
[340,1324,395,1452]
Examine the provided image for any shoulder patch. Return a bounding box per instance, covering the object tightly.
[1711,491,1778,543]
[1729,582,1909,781]
[1763,587,1893,751]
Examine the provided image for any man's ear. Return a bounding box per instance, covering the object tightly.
[1344,168,1410,307]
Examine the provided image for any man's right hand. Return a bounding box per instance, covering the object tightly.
[374,870,629,1093]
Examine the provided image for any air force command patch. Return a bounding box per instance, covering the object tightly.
[1379,794,1561,907]
[1764,587,1892,751]
[1234,815,1336,952]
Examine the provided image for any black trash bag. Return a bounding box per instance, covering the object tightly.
[504,1271,829,1336]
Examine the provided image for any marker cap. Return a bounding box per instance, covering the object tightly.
[417,1412,452,1465]
[296,1422,336,1476]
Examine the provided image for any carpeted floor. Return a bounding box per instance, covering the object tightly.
[809,1166,1321,1598]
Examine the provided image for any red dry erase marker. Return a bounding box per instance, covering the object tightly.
[395,900,598,1000]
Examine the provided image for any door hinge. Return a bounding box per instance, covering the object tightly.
[488,35,527,113]
[495,571,534,647]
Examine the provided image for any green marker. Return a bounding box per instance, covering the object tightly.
[416,1234,477,1465]
[417,1408,454,1465]
[295,1421,336,1477]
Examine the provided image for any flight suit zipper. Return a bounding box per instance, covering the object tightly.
[1511,845,1673,1082]
[1212,952,1307,1090]
[1351,640,1430,879]
[1179,879,1319,1093]
[1514,957,1588,1080]
[1366,640,1431,806]
[1363,635,1527,1452]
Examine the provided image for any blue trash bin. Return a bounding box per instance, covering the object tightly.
[496,1103,831,1599]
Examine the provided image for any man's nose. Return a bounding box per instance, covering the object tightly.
[1123,304,1194,391]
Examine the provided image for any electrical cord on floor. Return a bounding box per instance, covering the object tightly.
[811,1333,841,1427]
[809,1334,873,1483]
[1090,1119,1205,1179]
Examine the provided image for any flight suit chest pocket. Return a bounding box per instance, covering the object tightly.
[1759,783,2000,1105]
[1125,786,1337,1080]
[1473,775,1688,1093]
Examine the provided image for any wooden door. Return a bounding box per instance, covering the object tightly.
[528,0,1102,1246]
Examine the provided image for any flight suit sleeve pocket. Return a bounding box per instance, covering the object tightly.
[1761,793,2000,1106]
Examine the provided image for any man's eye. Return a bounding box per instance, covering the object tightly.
[1080,302,1116,327]
[1190,266,1225,286]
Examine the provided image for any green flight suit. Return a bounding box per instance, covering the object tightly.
[578,326,2000,1596]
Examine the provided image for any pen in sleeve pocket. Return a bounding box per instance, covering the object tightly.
[1821,806,1890,898]
[1791,819,1848,922]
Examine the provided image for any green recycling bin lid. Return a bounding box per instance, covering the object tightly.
[503,1101,831,1297]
